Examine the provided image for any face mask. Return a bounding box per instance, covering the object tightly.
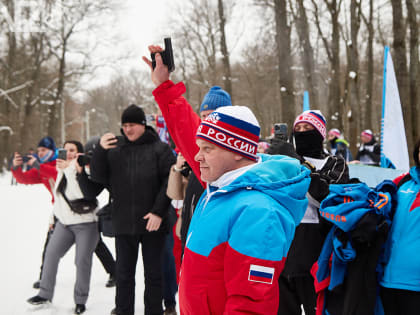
[294,130,324,158]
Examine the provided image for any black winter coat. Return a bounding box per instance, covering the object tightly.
[90,127,176,235]
[282,155,350,277]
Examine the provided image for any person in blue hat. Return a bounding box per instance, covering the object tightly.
[11,137,59,292]
[199,86,232,119]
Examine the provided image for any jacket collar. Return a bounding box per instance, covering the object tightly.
[208,157,261,190]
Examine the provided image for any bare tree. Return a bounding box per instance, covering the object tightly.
[390,0,413,151]
[46,0,114,144]
[288,0,319,110]
[342,0,361,151]
[218,0,233,100]
[406,0,419,142]
[360,0,374,130]
[273,0,296,125]
[311,0,343,130]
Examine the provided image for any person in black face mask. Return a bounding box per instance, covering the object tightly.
[277,110,349,315]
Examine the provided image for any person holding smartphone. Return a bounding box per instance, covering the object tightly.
[90,104,175,315]
[26,140,100,315]
[11,136,59,288]
[11,136,58,200]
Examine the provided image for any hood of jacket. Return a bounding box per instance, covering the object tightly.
[409,166,420,184]
[214,154,311,224]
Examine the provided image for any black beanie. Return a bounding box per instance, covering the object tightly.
[121,104,146,125]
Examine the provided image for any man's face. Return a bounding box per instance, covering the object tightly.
[195,139,240,182]
[37,147,49,159]
[122,123,145,142]
[200,109,214,120]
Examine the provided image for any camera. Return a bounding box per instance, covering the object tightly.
[57,149,67,160]
[22,155,31,163]
[77,154,91,167]
[151,37,175,72]
[273,123,288,142]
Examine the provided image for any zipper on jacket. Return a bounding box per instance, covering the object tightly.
[131,147,136,234]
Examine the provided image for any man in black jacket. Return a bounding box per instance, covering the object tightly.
[90,104,175,315]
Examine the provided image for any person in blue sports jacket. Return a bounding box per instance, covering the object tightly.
[380,138,420,315]
[179,106,311,315]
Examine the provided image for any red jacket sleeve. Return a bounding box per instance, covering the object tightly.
[223,244,284,315]
[153,80,204,187]
[11,167,42,185]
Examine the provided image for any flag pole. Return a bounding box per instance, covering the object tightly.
[303,91,310,111]
[380,46,389,168]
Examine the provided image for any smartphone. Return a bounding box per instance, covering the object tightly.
[57,149,67,160]
[274,123,288,142]
[113,136,124,146]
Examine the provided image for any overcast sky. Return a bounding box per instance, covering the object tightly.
[80,0,259,90]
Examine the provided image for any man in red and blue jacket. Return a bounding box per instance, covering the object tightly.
[182,106,310,314]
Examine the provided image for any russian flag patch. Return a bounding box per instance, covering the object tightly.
[248,264,275,284]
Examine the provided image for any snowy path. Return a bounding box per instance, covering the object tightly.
[0,172,150,315]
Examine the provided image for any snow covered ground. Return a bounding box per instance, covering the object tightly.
[0,171,169,315]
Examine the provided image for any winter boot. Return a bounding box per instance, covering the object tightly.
[105,275,116,288]
[27,295,50,305]
[74,304,86,314]
[164,305,177,315]
[32,280,40,289]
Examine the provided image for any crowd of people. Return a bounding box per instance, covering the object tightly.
[8,44,419,315]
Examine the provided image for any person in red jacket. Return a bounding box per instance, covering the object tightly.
[11,136,58,202]
[11,136,58,288]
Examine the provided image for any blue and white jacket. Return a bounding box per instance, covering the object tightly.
[179,154,311,315]
[381,166,420,292]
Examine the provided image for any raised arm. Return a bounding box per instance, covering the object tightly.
[143,47,204,187]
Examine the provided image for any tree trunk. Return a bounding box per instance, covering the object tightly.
[274,0,296,125]
[406,0,419,142]
[48,42,66,145]
[21,34,46,151]
[363,0,374,130]
[329,0,343,131]
[390,0,413,152]
[346,0,361,152]
[1,0,17,167]
[295,0,319,109]
[218,0,233,101]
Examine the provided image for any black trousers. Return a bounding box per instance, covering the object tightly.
[277,274,316,315]
[115,233,165,315]
[95,236,115,276]
[381,286,420,315]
